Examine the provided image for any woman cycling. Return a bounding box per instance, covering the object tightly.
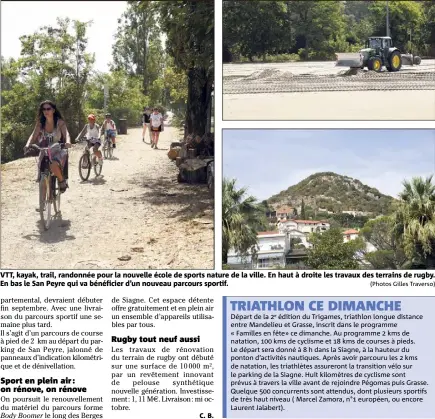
[100,113,117,148]
[75,114,103,167]
[149,107,163,149]
[24,100,71,193]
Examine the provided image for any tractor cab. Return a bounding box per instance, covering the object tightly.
[360,36,399,70]
[366,37,392,50]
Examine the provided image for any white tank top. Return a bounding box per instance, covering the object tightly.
[86,124,100,139]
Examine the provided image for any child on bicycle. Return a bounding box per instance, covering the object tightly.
[100,113,117,148]
[75,114,103,167]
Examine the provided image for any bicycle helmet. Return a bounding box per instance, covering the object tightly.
[105,113,111,117]
[88,114,96,121]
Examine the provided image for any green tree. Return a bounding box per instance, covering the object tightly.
[158,0,214,136]
[287,0,348,60]
[360,216,407,269]
[421,1,435,56]
[161,58,188,125]
[85,69,148,126]
[223,1,288,61]
[0,57,18,95]
[1,18,94,162]
[112,1,163,96]
[344,0,374,45]
[368,1,424,53]
[107,71,148,125]
[307,228,364,269]
[392,176,435,268]
[222,178,267,265]
[261,200,270,211]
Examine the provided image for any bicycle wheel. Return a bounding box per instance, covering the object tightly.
[52,176,61,214]
[79,153,91,181]
[39,175,52,230]
[108,141,114,159]
[94,159,102,177]
[103,141,109,159]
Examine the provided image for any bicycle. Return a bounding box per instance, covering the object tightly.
[78,138,103,181]
[25,143,65,230]
[103,133,114,159]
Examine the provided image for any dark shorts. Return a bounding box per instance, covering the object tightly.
[151,125,162,132]
[87,140,101,150]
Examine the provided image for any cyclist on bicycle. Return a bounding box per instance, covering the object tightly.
[75,114,103,167]
[100,113,117,148]
[24,100,71,193]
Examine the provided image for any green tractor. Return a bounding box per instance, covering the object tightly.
[336,36,421,72]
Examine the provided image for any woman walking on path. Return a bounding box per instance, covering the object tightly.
[142,107,151,142]
[149,107,163,149]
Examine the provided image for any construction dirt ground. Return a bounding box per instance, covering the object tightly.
[223,59,435,120]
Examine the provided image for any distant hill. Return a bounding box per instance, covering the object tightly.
[268,172,395,216]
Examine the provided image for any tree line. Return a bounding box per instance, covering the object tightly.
[1,0,214,163]
[223,0,435,62]
[223,176,435,270]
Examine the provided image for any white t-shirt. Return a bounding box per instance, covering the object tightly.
[86,123,100,140]
[150,113,162,128]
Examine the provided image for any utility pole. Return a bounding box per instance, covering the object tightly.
[386,1,390,37]
[103,84,109,111]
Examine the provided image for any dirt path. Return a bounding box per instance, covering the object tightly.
[0,125,214,269]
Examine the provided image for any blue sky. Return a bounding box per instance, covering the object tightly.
[223,129,435,200]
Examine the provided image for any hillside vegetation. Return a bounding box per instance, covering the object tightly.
[268,172,395,215]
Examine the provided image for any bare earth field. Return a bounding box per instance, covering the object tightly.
[223,60,435,120]
[0,126,214,270]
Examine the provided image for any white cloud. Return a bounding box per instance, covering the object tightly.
[1,1,128,73]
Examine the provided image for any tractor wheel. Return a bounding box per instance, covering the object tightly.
[413,56,422,65]
[368,57,382,72]
[388,51,402,72]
